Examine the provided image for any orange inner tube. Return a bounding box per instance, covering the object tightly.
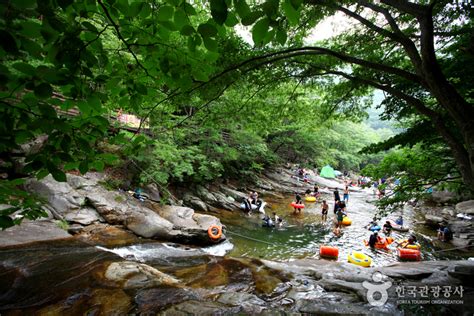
[208,225,222,240]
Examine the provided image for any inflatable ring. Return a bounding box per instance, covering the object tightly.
[290,202,305,209]
[305,196,316,202]
[347,251,372,267]
[397,248,421,261]
[320,245,339,259]
[341,216,352,226]
[208,225,222,241]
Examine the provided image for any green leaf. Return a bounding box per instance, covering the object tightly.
[210,0,228,25]
[129,2,144,16]
[183,2,197,15]
[234,0,251,20]
[252,18,270,45]
[174,9,189,29]
[91,160,105,172]
[36,169,50,179]
[20,21,42,38]
[0,30,19,54]
[275,28,287,45]
[282,0,300,26]
[34,83,53,99]
[241,11,263,26]
[64,161,79,171]
[51,169,67,182]
[77,100,91,115]
[99,153,118,164]
[0,216,14,230]
[12,62,36,76]
[224,12,239,27]
[180,25,195,36]
[82,21,98,33]
[135,83,148,95]
[203,37,218,51]
[263,0,279,18]
[12,0,37,9]
[79,161,89,174]
[157,5,174,21]
[198,23,218,38]
[15,130,34,143]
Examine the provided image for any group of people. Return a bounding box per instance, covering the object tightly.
[262,212,283,228]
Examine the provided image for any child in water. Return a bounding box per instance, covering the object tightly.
[293,192,303,214]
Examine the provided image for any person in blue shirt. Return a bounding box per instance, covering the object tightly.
[395,216,403,226]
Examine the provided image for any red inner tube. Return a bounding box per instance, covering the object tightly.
[290,202,305,209]
[320,246,339,258]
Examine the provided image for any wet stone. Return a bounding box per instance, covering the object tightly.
[217,292,267,314]
[159,300,242,315]
[135,286,200,313]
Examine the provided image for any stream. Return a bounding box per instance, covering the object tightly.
[1,184,471,314]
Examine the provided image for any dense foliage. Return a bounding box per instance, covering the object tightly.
[1,0,472,227]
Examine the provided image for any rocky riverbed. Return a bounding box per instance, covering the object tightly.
[1,168,474,314]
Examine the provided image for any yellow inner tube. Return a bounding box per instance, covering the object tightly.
[341,216,352,226]
[397,239,421,250]
[347,251,372,267]
[305,196,316,202]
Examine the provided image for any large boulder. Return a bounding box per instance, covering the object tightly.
[153,205,225,244]
[455,200,474,215]
[86,188,175,238]
[25,176,85,218]
[0,220,72,247]
[182,193,208,212]
[63,207,103,225]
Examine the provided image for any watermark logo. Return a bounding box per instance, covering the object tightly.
[362,271,392,307]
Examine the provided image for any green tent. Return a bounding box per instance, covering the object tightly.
[320,165,336,178]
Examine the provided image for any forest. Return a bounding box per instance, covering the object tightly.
[1,0,473,228]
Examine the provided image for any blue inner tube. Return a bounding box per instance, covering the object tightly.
[369,225,381,231]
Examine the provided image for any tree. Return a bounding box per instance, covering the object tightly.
[208,0,474,192]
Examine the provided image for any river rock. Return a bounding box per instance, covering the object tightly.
[104,261,180,289]
[25,176,85,216]
[455,200,474,215]
[220,185,247,201]
[37,288,132,316]
[196,185,218,204]
[182,193,208,212]
[74,223,140,247]
[144,183,161,202]
[63,207,103,225]
[135,287,200,313]
[430,190,457,204]
[86,188,175,238]
[161,300,242,315]
[424,214,444,226]
[0,220,72,247]
[217,292,267,314]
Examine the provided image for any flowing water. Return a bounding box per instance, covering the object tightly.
[218,188,466,265]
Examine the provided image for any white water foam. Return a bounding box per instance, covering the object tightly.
[201,239,234,256]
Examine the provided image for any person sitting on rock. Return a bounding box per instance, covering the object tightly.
[395,216,404,226]
[133,188,145,201]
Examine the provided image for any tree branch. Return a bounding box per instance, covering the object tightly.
[97,0,153,79]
